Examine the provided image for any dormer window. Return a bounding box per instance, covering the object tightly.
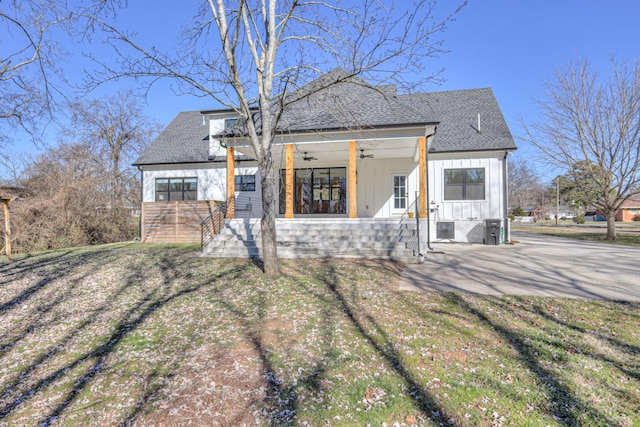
[225,118,238,129]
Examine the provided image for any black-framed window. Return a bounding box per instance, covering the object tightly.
[155,177,197,201]
[278,167,347,214]
[444,168,485,200]
[235,174,256,191]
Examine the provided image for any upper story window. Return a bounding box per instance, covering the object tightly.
[444,168,485,200]
[155,177,198,201]
[235,174,256,191]
[224,118,238,129]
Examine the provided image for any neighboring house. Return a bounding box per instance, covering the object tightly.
[616,200,640,222]
[528,206,548,220]
[527,205,577,220]
[588,200,640,222]
[134,70,516,254]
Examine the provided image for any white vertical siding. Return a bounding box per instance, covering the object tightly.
[427,153,506,243]
[356,158,418,218]
[430,155,503,220]
[141,163,262,220]
[142,165,227,203]
[141,150,507,243]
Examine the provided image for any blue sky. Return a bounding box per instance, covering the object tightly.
[5,0,640,180]
[436,0,640,165]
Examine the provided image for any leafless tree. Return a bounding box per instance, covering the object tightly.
[524,57,640,240]
[79,0,466,275]
[508,157,543,211]
[67,91,160,216]
[0,0,69,144]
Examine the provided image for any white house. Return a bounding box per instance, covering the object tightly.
[134,71,516,259]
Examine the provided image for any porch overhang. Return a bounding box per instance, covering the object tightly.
[221,124,438,164]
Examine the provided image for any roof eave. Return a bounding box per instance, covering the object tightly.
[218,121,440,145]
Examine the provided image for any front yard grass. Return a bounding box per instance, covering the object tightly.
[1,243,638,426]
[512,222,640,246]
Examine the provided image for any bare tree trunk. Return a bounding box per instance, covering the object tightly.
[606,211,617,240]
[259,152,280,275]
[112,153,120,217]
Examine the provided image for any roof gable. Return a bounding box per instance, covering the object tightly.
[134,111,209,166]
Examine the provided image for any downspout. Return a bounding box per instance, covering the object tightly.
[502,152,509,243]
[425,126,438,252]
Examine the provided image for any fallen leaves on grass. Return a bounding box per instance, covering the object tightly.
[0,245,638,426]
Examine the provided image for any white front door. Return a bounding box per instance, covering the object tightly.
[391,173,408,215]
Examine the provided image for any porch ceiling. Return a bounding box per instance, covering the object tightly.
[231,125,432,164]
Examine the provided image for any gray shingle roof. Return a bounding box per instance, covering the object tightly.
[400,88,516,153]
[274,74,431,132]
[134,111,210,166]
[134,73,515,166]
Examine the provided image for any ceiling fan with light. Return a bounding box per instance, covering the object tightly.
[302,152,318,161]
[360,149,374,159]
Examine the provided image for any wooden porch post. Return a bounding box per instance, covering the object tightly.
[285,144,294,218]
[2,199,12,261]
[418,136,428,218]
[349,141,357,218]
[140,202,146,243]
[226,147,235,218]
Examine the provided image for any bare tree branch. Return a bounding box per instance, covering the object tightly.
[0,1,70,144]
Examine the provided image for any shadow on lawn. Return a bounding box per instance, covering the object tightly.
[2,247,342,426]
[0,247,129,358]
[4,250,635,425]
[175,264,338,425]
[443,293,635,426]
[0,246,251,426]
[312,259,458,426]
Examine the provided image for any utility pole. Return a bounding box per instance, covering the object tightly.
[556,177,560,227]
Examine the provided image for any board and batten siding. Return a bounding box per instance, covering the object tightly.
[141,165,227,203]
[140,163,262,243]
[428,153,506,243]
[356,158,419,218]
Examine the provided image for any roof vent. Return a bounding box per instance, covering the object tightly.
[471,113,482,134]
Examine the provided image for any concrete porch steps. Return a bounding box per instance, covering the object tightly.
[201,218,420,263]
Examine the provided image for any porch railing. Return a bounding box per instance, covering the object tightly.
[201,202,228,252]
[399,195,421,257]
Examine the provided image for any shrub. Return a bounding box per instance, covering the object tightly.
[511,207,527,216]
[633,213,640,222]
[573,215,586,224]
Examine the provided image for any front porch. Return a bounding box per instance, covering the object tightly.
[223,126,436,221]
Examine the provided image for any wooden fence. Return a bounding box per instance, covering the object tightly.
[141,200,219,243]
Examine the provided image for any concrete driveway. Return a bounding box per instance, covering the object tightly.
[399,231,640,301]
